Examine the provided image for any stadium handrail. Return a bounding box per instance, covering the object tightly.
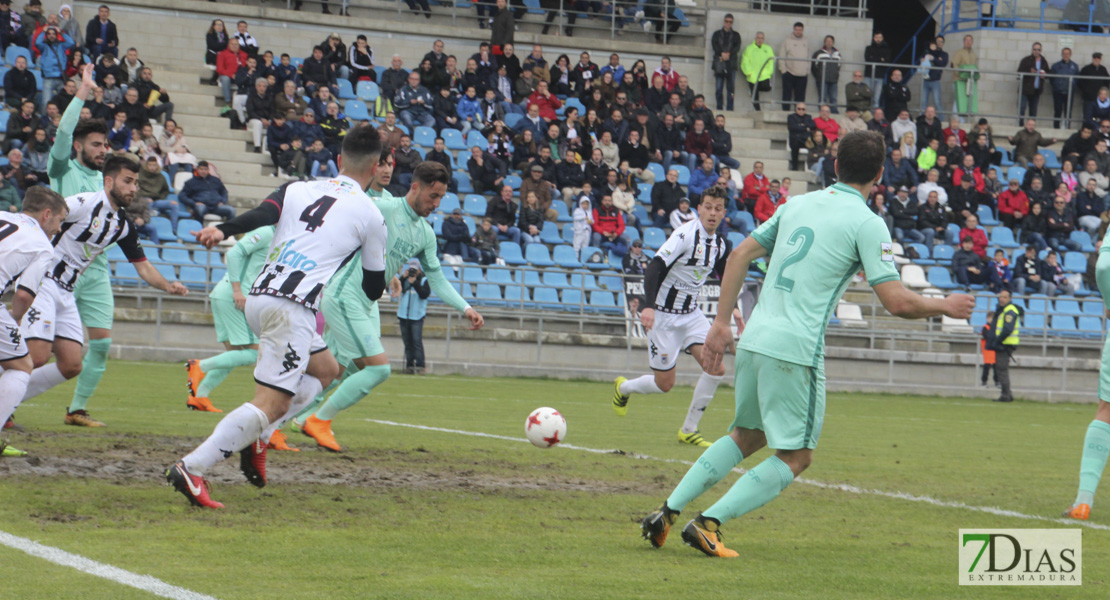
[949,0,1110,36]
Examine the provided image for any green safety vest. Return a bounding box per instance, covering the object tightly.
[993,304,1021,346]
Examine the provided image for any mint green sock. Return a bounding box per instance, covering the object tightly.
[702,455,795,525]
[1076,420,1110,507]
[313,364,391,421]
[69,338,110,412]
[666,436,744,512]
[195,369,231,398]
[295,377,342,425]
[199,349,258,374]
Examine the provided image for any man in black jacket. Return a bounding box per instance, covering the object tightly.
[442,208,480,263]
[711,14,741,111]
[486,184,521,244]
[302,46,338,97]
[882,69,911,117]
[119,87,147,131]
[650,168,684,228]
[864,31,891,109]
[654,113,686,171]
[556,149,585,205]
[245,78,272,153]
[85,5,119,59]
[917,190,947,249]
[133,67,173,124]
[786,102,815,171]
[1079,53,1110,116]
[379,55,409,105]
[425,137,458,193]
[3,55,36,109]
[949,174,984,224]
[467,146,506,194]
[951,236,990,289]
[711,114,740,170]
[4,99,35,152]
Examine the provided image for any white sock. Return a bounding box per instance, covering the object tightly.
[22,363,67,401]
[0,369,31,425]
[620,374,664,396]
[183,403,269,476]
[682,372,724,434]
[261,375,323,443]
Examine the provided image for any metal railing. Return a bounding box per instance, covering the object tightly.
[950,0,1110,35]
[720,0,867,19]
[750,54,1110,129]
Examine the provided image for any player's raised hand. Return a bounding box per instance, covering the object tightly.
[943,293,975,319]
[193,226,225,248]
[639,307,655,331]
[464,307,484,330]
[701,321,731,372]
[165,281,189,296]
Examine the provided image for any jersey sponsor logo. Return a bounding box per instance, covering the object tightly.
[267,239,318,271]
[279,343,302,375]
[881,242,894,262]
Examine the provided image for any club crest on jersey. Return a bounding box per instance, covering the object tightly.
[881,242,894,262]
[267,239,318,271]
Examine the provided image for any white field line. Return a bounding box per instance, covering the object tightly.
[0,531,219,600]
[365,419,1110,532]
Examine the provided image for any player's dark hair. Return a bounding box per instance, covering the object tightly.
[836,131,885,185]
[21,186,67,216]
[413,161,451,187]
[340,122,383,170]
[701,186,728,205]
[102,154,139,179]
[73,118,108,143]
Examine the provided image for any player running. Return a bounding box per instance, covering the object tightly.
[292,159,483,452]
[1062,236,1110,521]
[612,187,730,447]
[638,131,974,557]
[0,189,69,457]
[19,157,188,428]
[167,125,387,508]
[183,226,274,414]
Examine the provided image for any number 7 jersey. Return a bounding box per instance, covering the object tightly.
[739,182,900,368]
[251,177,387,310]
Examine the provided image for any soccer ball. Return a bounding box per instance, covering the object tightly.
[525,407,567,449]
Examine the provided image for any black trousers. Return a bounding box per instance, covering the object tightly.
[781,72,806,111]
[399,317,425,370]
[995,346,1014,401]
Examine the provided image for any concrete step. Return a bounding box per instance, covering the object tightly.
[227,182,282,206]
[171,115,253,142]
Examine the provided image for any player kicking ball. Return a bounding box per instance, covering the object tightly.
[1063,239,1110,520]
[18,157,188,429]
[638,131,974,557]
[292,159,483,452]
[167,126,387,508]
[0,189,68,456]
[612,187,729,447]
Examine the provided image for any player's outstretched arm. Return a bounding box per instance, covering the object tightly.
[872,280,974,320]
[194,201,282,248]
[134,261,189,296]
[701,236,768,373]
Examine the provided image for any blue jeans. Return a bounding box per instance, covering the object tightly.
[591,232,629,257]
[715,66,737,111]
[869,76,884,108]
[1047,235,1081,252]
[151,198,180,231]
[685,153,717,172]
[922,79,943,118]
[444,241,481,262]
[715,153,740,170]
[819,81,838,113]
[218,75,233,103]
[919,227,945,249]
[661,149,685,171]
[398,317,425,370]
[135,222,160,245]
[894,227,925,244]
[311,159,339,178]
[40,77,62,108]
[1021,231,1047,251]
[399,109,435,129]
[497,226,521,245]
[87,43,118,60]
[652,212,670,229]
[521,232,539,246]
[1019,92,1041,125]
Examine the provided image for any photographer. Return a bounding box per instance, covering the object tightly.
[397,265,431,374]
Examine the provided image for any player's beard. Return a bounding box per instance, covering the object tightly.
[80,147,106,171]
[108,185,135,209]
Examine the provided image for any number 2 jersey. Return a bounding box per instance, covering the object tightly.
[49,191,147,292]
[652,218,727,314]
[0,213,55,299]
[740,182,900,368]
[249,176,387,310]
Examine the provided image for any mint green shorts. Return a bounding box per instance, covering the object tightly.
[321,290,384,370]
[1099,334,1110,403]
[211,297,259,346]
[73,266,114,330]
[729,348,826,451]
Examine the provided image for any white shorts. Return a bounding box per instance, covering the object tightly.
[0,306,28,361]
[647,309,711,372]
[245,294,327,396]
[22,279,84,345]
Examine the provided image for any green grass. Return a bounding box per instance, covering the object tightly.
[0,361,1107,599]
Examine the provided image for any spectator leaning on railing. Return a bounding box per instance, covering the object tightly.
[740,31,774,112]
[1050,47,1079,129]
[1017,42,1048,125]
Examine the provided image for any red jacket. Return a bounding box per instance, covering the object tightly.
[742,173,771,205]
[217,48,247,78]
[943,126,968,150]
[754,191,787,223]
[814,116,839,144]
[953,166,985,192]
[685,130,712,158]
[998,189,1029,217]
[654,68,679,91]
[592,205,625,237]
[959,226,989,259]
[527,91,563,121]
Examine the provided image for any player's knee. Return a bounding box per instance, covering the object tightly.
[58,360,82,379]
[655,377,675,393]
[778,450,812,475]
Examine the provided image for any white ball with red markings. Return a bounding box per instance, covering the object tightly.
[525,407,567,449]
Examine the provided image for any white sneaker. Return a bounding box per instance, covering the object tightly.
[634,10,644,22]
[642,21,652,32]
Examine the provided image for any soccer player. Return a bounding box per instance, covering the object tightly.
[20,157,189,422]
[167,125,388,508]
[183,226,274,414]
[292,159,484,452]
[0,189,69,457]
[612,186,730,447]
[1062,239,1110,521]
[639,130,974,557]
[49,64,114,428]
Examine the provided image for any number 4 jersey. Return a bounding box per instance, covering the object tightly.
[740,182,900,368]
[251,177,387,310]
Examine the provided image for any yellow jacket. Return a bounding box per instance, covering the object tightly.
[742,42,775,84]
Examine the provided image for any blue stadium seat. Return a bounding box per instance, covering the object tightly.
[504,113,523,129]
[931,244,955,261]
[733,211,755,233]
[570,272,600,291]
[1025,297,1048,315]
[533,287,562,310]
[442,129,465,150]
[542,271,569,288]
[336,79,356,100]
[977,204,1000,226]
[643,227,667,249]
[456,172,474,194]
[638,184,653,204]
[623,227,640,242]
[466,130,486,149]
[0,112,9,132]
[439,193,461,213]
[344,100,370,122]
[5,46,31,68]
[562,222,575,244]
[504,174,522,190]
[906,243,934,265]
[499,242,527,265]
[427,213,444,235]
[1023,313,1046,334]
[551,201,571,222]
[539,222,565,245]
[356,81,379,102]
[522,270,543,287]
[1006,166,1025,184]
[486,268,514,284]
[562,97,585,116]
[151,217,175,242]
[414,126,436,147]
[526,244,555,267]
[990,227,1019,248]
[112,262,139,285]
[502,285,528,308]
[561,289,585,311]
[727,231,745,248]
[633,204,649,226]
[588,291,619,313]
[1063,252,1087,273]
[999,148,1014,167]
[673,165,691,185]
[1084,300,1105,315]
[927,267,959,289]
[463,195,487,215]
[970,312,987,327]
[553,245,583,268]
[598,274,623,291]
[152,263,178,282]
[106,246,127,263]
[159,247,193,265]
[582,247,608,270]
[1050,315,1078,335]
[1070,230,1096,252]
[462,215,476,236]
[461,266,486,284]
[1078,316,1104,338]
[475,283,505,306]
[1055,299,1083,315]
[1039,148,1061,169]
[178,266,210,290]
[176,219,202,242]
[646,163,665,182]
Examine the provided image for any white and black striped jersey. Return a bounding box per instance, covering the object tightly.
[653,219,727,314]
[0,213,54,298]
[250,176,387,310]
[48,191,146,292]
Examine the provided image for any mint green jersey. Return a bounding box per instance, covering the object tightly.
[739,183,900,368]
[210,226,275,302]
[50,98,108,271]
[325,190,470,313]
